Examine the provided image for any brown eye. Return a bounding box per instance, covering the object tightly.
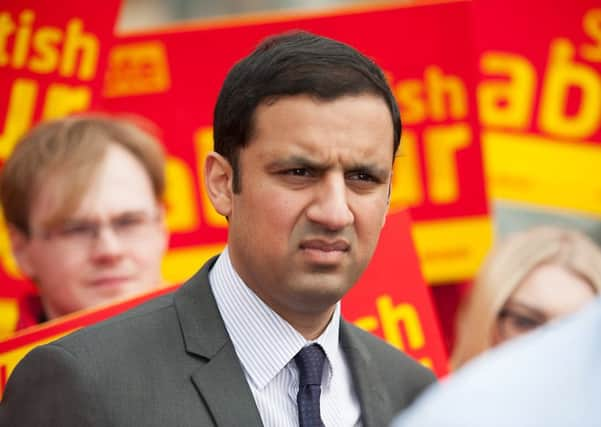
[503,311,540,331]
[286,168,310,176]
[497,307,546,340]
[347,172,375,182]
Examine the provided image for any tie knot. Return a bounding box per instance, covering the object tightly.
[295,344,326,387]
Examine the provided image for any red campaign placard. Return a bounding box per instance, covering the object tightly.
[433,0,601,352]
[0,0,122,338]
[0,209,447,400]
[474,0,601,216]
[0,0,122,152]
[102,0,491,287]
[345,210,447,374]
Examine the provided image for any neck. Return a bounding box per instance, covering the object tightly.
[280,305,337,341]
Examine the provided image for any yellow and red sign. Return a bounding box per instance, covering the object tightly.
[475,0,601,215]
[0,0,121,158]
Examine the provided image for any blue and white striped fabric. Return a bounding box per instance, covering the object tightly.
[209,248,362,427]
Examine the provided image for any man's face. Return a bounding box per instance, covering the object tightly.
[222,94,394,324]
[11,143,168,319]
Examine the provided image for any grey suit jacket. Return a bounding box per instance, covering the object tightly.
[0,257,435,426]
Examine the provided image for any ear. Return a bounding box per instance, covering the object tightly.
[387,181,392,205]
[7,225,36,278]
[204,152,234,217]
[382,182,392,229]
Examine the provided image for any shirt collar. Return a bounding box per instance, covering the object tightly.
[209,248,341,389]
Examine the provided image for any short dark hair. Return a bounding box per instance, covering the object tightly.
[213,30,401,192]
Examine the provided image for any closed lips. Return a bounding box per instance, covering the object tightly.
[300,240,349,251]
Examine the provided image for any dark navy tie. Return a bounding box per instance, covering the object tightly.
[295,344,326,427]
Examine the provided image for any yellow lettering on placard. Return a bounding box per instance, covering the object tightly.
[194,128,227,228]
[390,123,470,210]
[424,123,471,204]
[0,78,37,160]
[395,79,426,125]
[539,39,601,139]
[11,9,34,69]
[41,84,91,120]
[424,65,468,121]
[353,297,432,369]
[478,52,536,129]
[353,297,426,351]
[390,130,422,211]
[0,11,98,79]
[30,26,62,74]
[581,8,601,62]
[0,81,92,161]
[0,12,16,66]
[377,296,425,351]
[164,157,199,232]
[59,19,99,80]
[395,67,468,125]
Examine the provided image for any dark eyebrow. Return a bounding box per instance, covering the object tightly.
[267,155,327,172]
[501,300,547,321]
[269,156,389,178]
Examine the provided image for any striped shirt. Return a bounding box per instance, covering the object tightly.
[209,248,362,427]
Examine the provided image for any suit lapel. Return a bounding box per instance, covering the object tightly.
[340,321,393,427]
[190,342,263,427]
[174,257,263,427]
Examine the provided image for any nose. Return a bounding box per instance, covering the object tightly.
[90,225,124,261]
[306,173,354,231]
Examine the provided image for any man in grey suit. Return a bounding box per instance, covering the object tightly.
[0,31,435,426]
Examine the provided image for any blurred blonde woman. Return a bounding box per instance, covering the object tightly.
[451,226,601,370]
